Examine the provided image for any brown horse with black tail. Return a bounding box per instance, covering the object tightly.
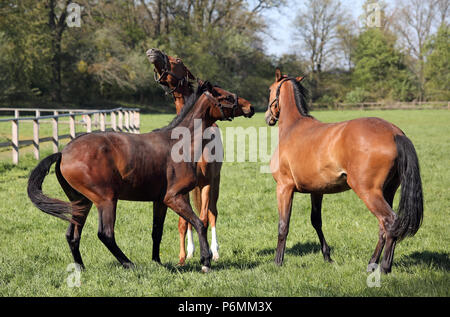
[265,69,423,274]
[27,81,254,272]
[147,48,224,265]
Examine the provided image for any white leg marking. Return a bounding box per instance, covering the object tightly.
[210,226,219,261]
[186,227,195,259]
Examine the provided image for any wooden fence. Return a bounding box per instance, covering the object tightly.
[311,101,450,110]
[0,107,140,164]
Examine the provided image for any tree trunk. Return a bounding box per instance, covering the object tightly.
[155,0,162,37]
[48,0,69,103]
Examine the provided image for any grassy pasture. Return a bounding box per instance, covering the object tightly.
[0,110,448,297]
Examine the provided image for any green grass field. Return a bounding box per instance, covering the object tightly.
[0,110,449,297]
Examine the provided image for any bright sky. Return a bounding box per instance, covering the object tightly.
[260,0,367,57]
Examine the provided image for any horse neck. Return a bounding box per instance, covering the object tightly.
[277,83,311,135]
[171,96,214,163]
[173,86,195,114]
[173,93,186,114]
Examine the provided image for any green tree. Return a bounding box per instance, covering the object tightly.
[351,28,415,101]
[424,24,450,101]
[0,1,52,101]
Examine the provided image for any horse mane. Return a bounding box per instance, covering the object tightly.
[186,81,195,94]
[153,81,212,132]
[289,78,311,117]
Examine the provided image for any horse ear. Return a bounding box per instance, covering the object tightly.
[296,76,305,82]
[275,69,282,82]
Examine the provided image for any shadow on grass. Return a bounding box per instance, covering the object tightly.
[398,251,450,272]
[257,241,322,257]
[161,257,261,274]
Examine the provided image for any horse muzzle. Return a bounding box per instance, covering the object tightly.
[265,109,277,126]
[244,107,255,118]
[146,48,165,64]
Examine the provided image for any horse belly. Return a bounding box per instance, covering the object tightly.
[293,164,350,194]
[117,172,166,202]
[117,186,161,201]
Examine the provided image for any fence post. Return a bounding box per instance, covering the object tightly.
[12,118,19,165]
[118,110,123,132]
[135,111,140,133]
[33,110,40,160]
[86,114,92,133]
[94,113,99,128]
[69,111,76,140]
[124,111,130,132]
[111,111,117,131]
[129,111,135,133]
[52,111,59,153]
[100,112,106,131]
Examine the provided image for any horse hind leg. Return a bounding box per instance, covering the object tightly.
[178,217,188,265]
[198,183,221,261]
[208,176,220,261]
[65,198,92,269]
[96,199,134,269]
[56,163,92,269]
[367,174,400,272]
[310,193,333,263]
[367,223,385,272]
[355,187,398,274]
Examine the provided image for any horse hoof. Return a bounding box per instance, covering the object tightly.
[177,259,186,266]
[367,263,378,272]
[122,262,136,269]
[201,266,211,273]
[212,253,219,261]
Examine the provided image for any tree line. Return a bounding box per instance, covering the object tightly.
[0,0,448,112]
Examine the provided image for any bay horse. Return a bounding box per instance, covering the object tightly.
[27,81,254,272]
[147,48,223,265]
[265,69,423,274]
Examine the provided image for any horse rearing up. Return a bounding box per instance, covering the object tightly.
[265,69,423,274]
[147,48,225,265]
[27,81,254,272]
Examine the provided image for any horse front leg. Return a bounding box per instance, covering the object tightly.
[178,193,194,266]
[164,193,212,272]
[275,183,294,266]
[152,200,167,264]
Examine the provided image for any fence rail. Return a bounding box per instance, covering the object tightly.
[311,101,450,110]
[0,107,140,164]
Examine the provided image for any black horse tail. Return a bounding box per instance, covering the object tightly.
[27,153,79,224]
[392,135,423,241]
